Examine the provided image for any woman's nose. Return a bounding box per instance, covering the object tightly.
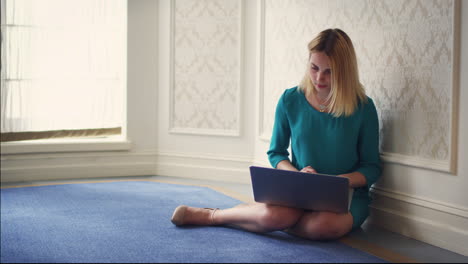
[316,72,324,82]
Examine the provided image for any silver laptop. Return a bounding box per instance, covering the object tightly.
[249,166,353,214]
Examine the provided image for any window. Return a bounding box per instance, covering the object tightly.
[1,0,126,143]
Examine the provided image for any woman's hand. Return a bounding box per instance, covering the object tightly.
[300,166,317,174]
[276,160,299,171]
[339,171,367,188]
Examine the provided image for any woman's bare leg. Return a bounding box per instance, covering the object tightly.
[286,211,353,240]
[173,203,304,233]
[213,203,304,233]
[172,203,353,239]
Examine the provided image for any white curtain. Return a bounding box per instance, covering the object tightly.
[1,0,126,136]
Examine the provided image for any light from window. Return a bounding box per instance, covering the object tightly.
[0,0,126,142]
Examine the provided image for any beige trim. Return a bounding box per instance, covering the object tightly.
[1,127,121,142]
[1,137,131,155]
[1,179,150,189]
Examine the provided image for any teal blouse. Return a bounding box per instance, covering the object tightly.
[267,87,381,197]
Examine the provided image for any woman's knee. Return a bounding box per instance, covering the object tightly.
[257,204,303,231]
[299,212,353,240]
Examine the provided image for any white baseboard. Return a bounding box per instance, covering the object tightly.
[368,187,468,256]
[155,152,252,184]
[0,151,157,183]
[0,150,253,184]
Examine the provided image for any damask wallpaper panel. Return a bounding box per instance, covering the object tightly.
[170,0,242,136]
[260,0,459,172]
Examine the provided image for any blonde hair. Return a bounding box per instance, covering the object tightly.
[298,28,367,117]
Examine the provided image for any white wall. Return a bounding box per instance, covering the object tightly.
[1,0,466,256]
[127,0,159,153]
[154,0,257,183]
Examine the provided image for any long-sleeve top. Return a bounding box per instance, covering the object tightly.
[267,87,382,198]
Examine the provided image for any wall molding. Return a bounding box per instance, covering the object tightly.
[371,186,468,218]
[368,186,468,256]
[256,0,267,141]
[0,137,131,155]
[380,152,453,174]
[385,0,459,175]
[376,0,460,174]
[168,0,245,137]
[449,0,461,175]
[0,151,157,183]
[168,128,241,137]
[0,150,254,184]
[155,151,252,184]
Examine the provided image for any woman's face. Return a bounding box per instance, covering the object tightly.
[309,52,331,94]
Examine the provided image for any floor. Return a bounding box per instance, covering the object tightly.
[2,175,468,263]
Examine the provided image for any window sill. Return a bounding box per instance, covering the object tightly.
[0,136,132,154]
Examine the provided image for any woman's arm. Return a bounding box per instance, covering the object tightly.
[276,160,298,171]
[339,171,367,188]
[267,91,292,168]
[353,98,382,189]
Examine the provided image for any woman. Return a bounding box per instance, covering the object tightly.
[171,28,381,240]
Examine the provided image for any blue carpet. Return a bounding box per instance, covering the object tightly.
[1,181,387,263]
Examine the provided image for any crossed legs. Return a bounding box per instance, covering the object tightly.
[171,202,353,240]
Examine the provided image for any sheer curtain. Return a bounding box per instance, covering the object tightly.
[1,0,126,142]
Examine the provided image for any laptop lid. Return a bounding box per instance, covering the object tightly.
[249,166,352,214]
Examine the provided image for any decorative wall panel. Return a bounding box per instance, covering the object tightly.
[260,0,458,172]
[170,0,242,136]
